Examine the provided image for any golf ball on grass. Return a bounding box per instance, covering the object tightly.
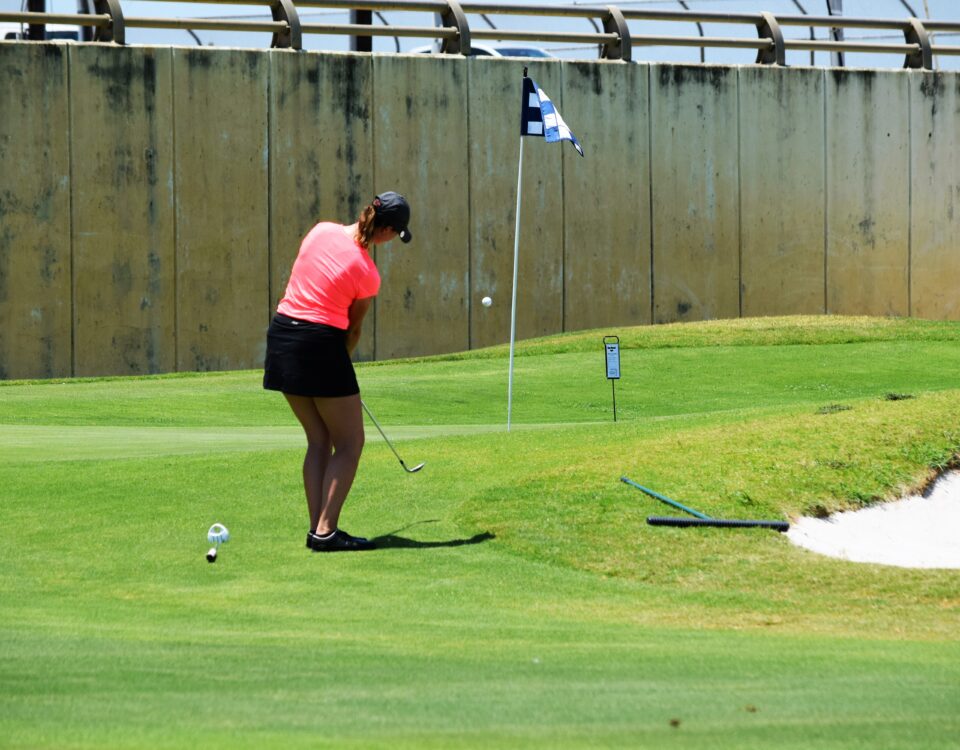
[206,523,229,563]
[481,296,492,307]
[207,523,229,544]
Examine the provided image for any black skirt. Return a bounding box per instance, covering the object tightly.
[263,314,359,398]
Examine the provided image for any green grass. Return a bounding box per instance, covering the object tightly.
[2,316,959,748]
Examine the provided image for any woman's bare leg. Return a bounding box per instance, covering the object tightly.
[284,394,331,531]
[312,394,365,535]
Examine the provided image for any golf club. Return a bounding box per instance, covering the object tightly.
[360,399,425,473]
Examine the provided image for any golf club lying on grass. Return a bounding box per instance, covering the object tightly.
[647,516,790,532]
[360,399,425,473]
[620,476,789,532]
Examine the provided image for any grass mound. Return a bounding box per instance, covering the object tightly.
[2,316,959,748]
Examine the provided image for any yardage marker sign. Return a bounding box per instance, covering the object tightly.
[603,335,620,421]
[604,340,621,380]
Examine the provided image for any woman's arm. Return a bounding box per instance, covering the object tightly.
[346,297,373,355]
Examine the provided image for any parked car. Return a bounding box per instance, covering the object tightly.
[491,46,554,58]
[409,43,554,58]
[2,23,82,41]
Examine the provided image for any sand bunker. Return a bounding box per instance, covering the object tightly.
[787,470,960,569]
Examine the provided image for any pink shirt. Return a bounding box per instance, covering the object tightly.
[277,222,381,329]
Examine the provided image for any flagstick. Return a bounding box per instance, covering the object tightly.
[507,134,524,432]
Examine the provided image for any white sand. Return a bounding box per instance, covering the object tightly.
[786,470,960,569]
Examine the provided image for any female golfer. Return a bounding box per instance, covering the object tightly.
[264,192,412,552]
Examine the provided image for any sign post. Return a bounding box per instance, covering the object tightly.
[603,335,621,422]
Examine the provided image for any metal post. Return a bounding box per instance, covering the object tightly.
[903,17,932,70]
[789,0,816,65]
[677,1,705,63]
[603,335,620,422]
[27,0,45,40]
[601,5,630,61]
[93,0,124,44]
[440,0,470,55]
[271,0,301,49]
[350,9,372,51]
[77,0,94,41]
[827,0,845,67]
[756,12,785,65]
[507,134,524,432]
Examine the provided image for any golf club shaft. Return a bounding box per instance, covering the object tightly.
[620,476,712,520]
[360,399,410,468]
[647,516,790,532]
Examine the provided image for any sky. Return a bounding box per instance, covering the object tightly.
[2,0,959,70]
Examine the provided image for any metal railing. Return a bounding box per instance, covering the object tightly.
[2,0,959,68]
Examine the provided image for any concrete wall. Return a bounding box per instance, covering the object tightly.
[2,41,959,379]
[826,70,910,317]
[0,44,71,380]
[374,56,471,360]
[911,72,960,321]
[651,65,738,323]
[173,48,271,373]
[740,66,827,317]
[269,51,373,360]
[564,61,651,331]
[70,46,176,377]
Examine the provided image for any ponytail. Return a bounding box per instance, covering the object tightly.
[355,205,377,250]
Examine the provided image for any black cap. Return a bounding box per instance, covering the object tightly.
[372,191,412,243]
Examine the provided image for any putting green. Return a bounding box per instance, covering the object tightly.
[0,422,586,463]
[2,317,959,749]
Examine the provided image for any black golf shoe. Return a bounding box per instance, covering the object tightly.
[307,529,368,548]
[308,529,376,552]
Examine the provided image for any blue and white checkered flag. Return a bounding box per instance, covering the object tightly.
[520,74,584,157]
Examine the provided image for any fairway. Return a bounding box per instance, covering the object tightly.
[2,317,959,749]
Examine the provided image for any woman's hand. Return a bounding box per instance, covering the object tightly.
[346,297,373,355]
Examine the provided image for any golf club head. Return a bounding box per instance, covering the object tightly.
[401,460,425,473]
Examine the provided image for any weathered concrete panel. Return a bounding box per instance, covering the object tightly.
[373,55,470,359]
[826,70,909,317]
[70,46,176,376]
[469,59,564,350]
[564,61,651,331]
[739,67,826,316]
[468,59,521,351]
[910,72,960,320]
[0,43,71,379]
[173,48,270,371]
[269,51,374,360]
[650,64,739,324]
[4,44,960,381]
